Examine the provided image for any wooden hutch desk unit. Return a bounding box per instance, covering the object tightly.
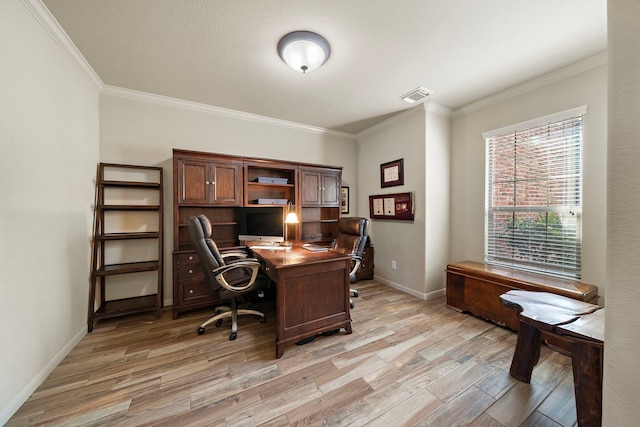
[172,149,343,319]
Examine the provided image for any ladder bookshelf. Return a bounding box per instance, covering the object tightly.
[88,163,163,332]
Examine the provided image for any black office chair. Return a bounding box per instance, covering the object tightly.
[331,217,369,308]
[187,214,267,340]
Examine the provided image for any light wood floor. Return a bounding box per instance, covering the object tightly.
[8,281,577,427]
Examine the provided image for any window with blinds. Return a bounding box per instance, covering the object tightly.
[484,107,585,279]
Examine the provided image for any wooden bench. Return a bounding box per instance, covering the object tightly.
[445,261,598,332]
[500,290,604,427]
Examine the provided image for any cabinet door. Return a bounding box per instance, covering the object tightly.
[300,169,322,206]
[177,159,211,204]
[321,171,341,206]
[211,162,242,205]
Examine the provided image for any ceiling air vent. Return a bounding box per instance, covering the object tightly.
[400,86,431,103]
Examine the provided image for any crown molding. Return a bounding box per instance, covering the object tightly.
[355,105,424,138]
[22,0,103,90]
[356,101,452,138]
[425,102,453,118]
[452,52,608,118]
[101,85,356,140]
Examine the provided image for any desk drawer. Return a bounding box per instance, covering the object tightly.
[180,282,215,304]
[176,253,199,263]
[176,264,205,284]
[261,262,279,283]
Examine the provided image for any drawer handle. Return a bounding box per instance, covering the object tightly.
[188,269,193,274]
[188,256,194,261]
[189,289,194,294]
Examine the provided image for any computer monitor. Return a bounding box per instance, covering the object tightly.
[238,207,284,243]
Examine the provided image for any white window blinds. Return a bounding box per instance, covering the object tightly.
[484,108,585,279]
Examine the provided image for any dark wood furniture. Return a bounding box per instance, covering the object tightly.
[88,163,163,332]
[500,290,604,427]
[172,149,342,319]
[252,246,352,358]
[300,167,341,244]
[445,261,598,332]
[354,245,374,281]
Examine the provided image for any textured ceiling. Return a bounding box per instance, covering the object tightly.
[42,0,607,134]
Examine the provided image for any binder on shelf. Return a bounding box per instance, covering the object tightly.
[256,177,288,184]
[256,198,288,205]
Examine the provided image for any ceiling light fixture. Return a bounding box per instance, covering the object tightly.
[400,86,431,103]
[277,31,331,73]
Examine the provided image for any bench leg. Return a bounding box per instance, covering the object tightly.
[509,321,541,383]
[571,341,603,427]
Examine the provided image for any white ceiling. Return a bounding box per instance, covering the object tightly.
[42,0,607,134]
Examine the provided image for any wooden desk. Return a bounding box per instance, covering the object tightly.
[252,246,352,358]
[500,290,604,427]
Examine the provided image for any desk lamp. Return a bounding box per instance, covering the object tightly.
[283,202,299,247]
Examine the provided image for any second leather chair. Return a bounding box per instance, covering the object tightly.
[330,217,369,308]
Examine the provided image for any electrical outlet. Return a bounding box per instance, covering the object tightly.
[391,260,397,270]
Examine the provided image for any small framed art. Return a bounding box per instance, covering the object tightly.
[341,186,350,214]
[380,158,404,188]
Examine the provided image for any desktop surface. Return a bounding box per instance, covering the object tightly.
[251,245,346,268]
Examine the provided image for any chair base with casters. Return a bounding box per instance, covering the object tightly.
[349,288,358,309]
[197,296,266,340]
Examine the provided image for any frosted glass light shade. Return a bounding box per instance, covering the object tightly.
[285,211,299,224]
[278,31,331,73]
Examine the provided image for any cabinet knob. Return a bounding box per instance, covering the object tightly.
[188,256,194,261]
[188,269,193,274]
[189,289,194,294]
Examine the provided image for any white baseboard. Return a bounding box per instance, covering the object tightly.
[374,275,445,301]
[1,325,86,425]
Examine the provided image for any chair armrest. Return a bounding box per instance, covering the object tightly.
[348,254,363,276]
[221,250,249,260]
[212,260,261,292]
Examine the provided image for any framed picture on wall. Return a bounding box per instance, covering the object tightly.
[341,186,350,214]
[380,158,404,188]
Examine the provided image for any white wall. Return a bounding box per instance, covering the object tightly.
[425,109,451,296]
[603,0,640,424]
[356,105,450,299]
[0,0,100,423]
[99,89,358,305]
[450,62,608,300]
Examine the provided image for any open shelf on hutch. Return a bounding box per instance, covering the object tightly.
[300,206,340,243]
[244,162,297,206]
[175,206,240,251]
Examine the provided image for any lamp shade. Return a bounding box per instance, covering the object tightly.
[285,211,299,224]
[278,31,331,73]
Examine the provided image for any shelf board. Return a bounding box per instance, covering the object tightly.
[178,221,238,227]
[100,180,161,189]
[95,260,159,276]
[92,295,159,319]
[99,204,160,211]
[302,233,336,240]
[245,203,289,208]
[246,182,295,188]
[98,232,159,240]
